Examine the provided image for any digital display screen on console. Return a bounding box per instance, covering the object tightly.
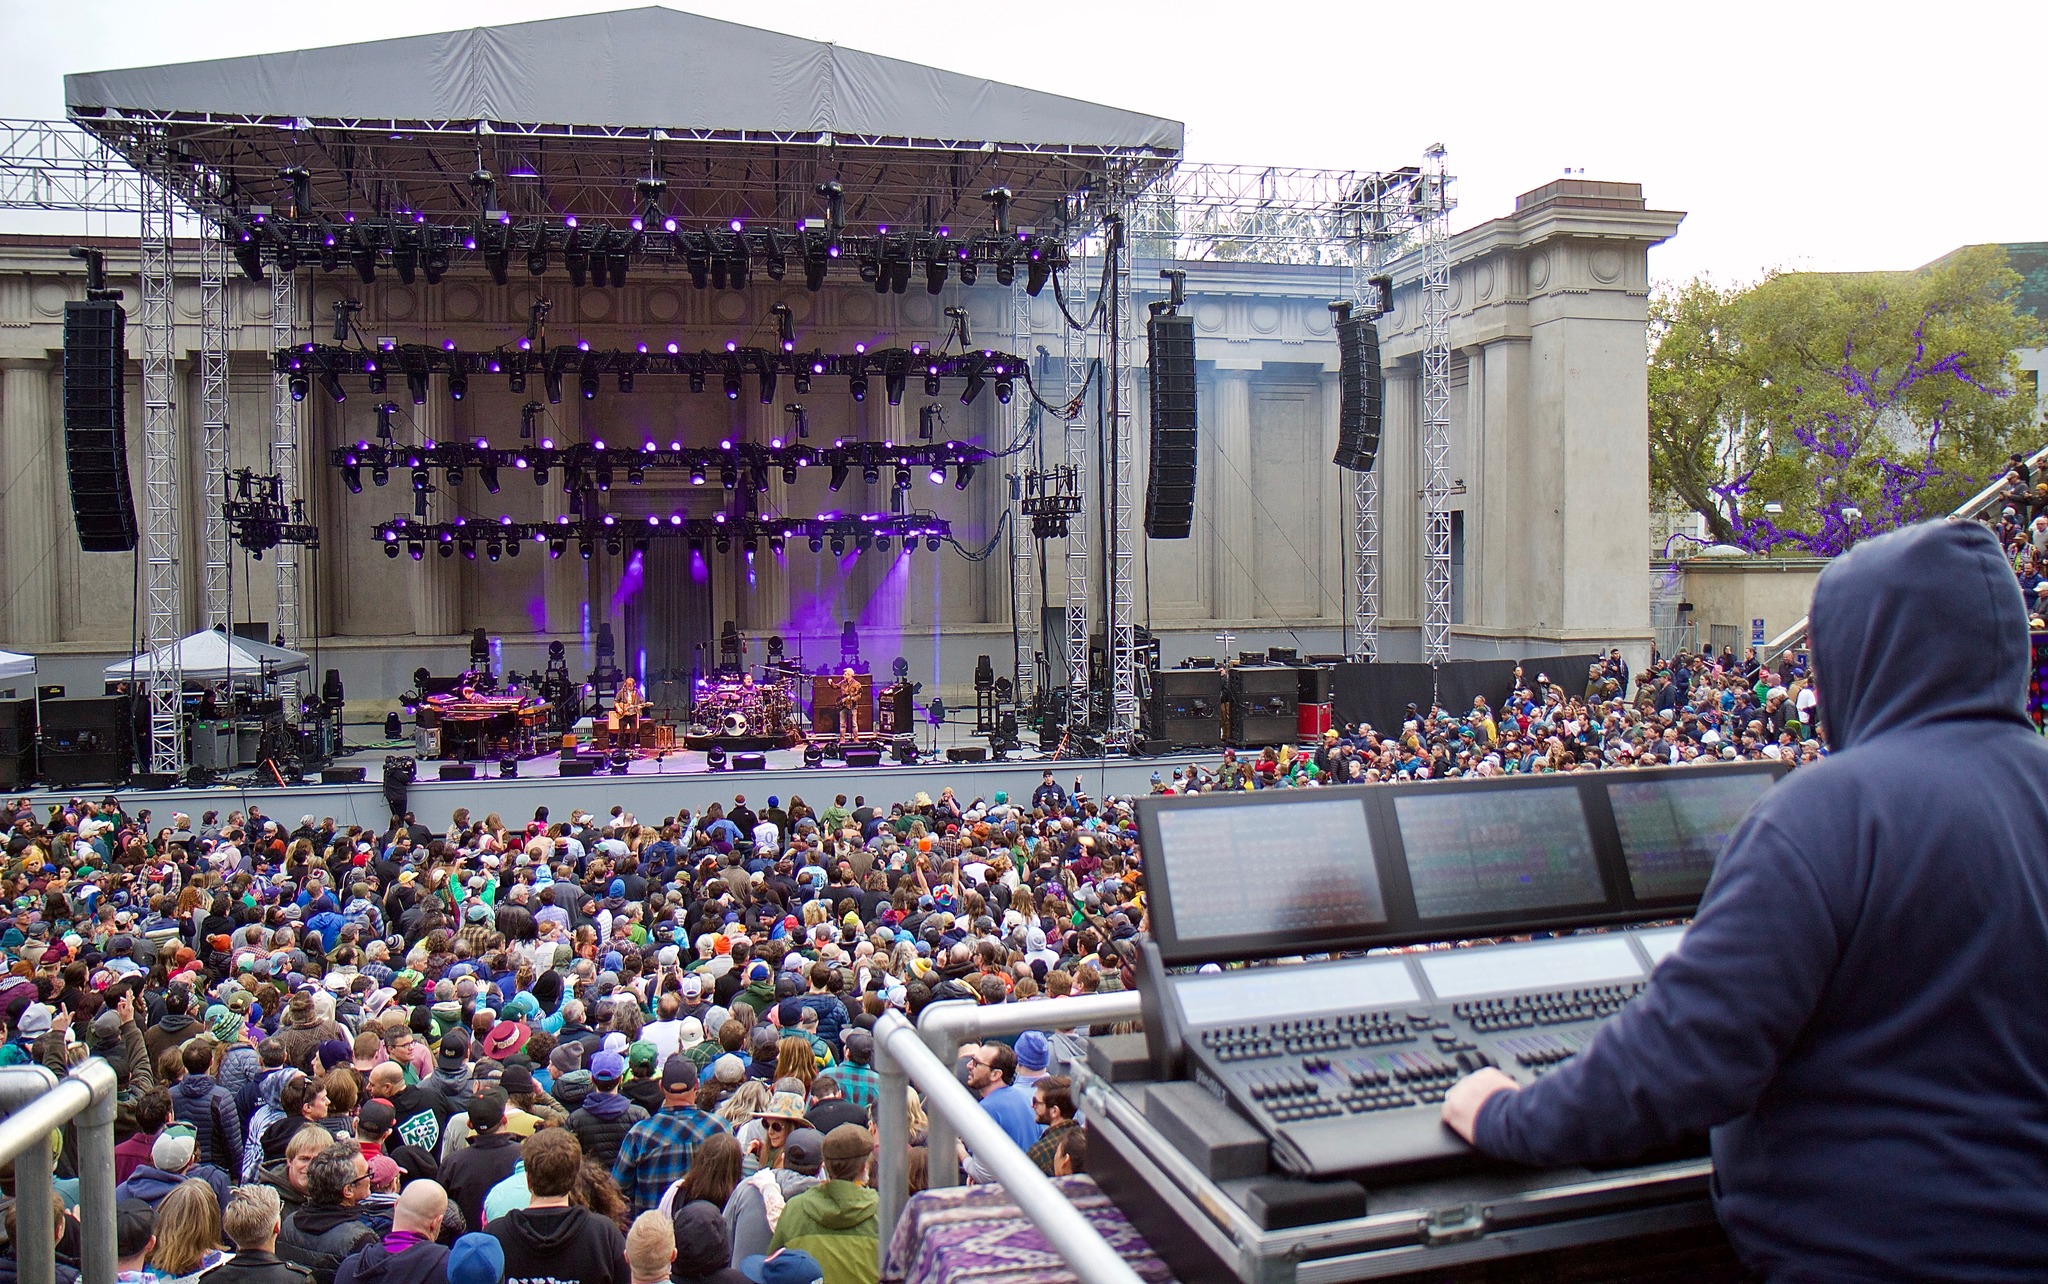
[1395,789,1604,919]
[1153,798,1385,946]
[1607,771,1773,901]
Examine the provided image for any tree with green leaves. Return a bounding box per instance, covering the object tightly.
[1649,245,2042,555]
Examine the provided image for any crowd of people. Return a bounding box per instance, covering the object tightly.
[0,643,1829,1284]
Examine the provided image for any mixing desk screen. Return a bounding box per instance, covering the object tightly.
[1154,798,1384,945]
[1395,789,1604,918]
[1607,771,1772,901]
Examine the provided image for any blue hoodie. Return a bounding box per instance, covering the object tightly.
[1476,520,2048,1281]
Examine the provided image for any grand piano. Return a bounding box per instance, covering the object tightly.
[416,693,551,760]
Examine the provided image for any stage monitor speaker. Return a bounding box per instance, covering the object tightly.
[1226,665,1300,747]
[557,758,598,777]
[320,766,367,784]
[62,300,138,552]
[1297,666,1332,705]
[41,695,127,736]
[40,751,127,787]
[438,763,476,781]
[733,751,768,771]
[1145,311,1197,539]
[1331,310,1383,473]
[843,747,883,767]
[946,746,988,763]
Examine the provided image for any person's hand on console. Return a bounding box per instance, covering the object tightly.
[1441,1067,1520,1143]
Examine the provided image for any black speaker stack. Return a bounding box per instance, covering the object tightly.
[62,301,139,553]
[1147,669,1224,748]
[39,696,129,786]
[0,699,34,789]
[1330,302,1383,473]
[843,747,883,767]
[1145,310,1198,539]
[1225,666,1301,747]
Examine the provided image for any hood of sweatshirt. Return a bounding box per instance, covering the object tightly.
[1809,520,2028,751]
[578,1088,632,1120]
[338,1238,446,1284]
[497,1205,594,1252]
[802,1180,878,1230]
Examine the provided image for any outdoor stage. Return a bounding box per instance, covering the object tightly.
[15,746,1224,831]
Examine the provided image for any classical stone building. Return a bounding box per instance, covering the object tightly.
[0,179,1680,704]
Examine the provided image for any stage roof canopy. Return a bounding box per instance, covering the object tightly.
[64,7,1181,230]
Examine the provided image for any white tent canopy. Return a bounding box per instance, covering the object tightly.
[105,630,310,683]
[0,650,34,682]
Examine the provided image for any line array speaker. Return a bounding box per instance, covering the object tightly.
[1145,311,1197,539]
[62,301,139,552]
[1331,306,1383,473]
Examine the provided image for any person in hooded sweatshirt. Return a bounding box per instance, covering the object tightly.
[765,1125,876,1284]
[487,1129,630,1284]
[332,1179,450,1284]
[1443,521,2048,1283]
[723,1128,823,1268]
[436,1089,523,1232]
[568,1051,648,1167]
[390,1029,475,1157]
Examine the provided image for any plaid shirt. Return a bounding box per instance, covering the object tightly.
[1026,1119,1078,1176]
[610,1105,734,1215]
[834,1060,878,1110]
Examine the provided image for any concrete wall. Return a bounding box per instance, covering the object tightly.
[1675,556,1825,659]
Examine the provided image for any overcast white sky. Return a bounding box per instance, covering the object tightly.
[4,0,2039,287]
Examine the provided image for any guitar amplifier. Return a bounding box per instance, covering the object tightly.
[1149,669,1223,747]
[1225,666,1298,746]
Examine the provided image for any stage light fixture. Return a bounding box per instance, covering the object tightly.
[884,364,906,407]
[411,468,431,492]
[995,251,1015,286]
[723,370,742,400]
[875,535,890,551]
[758,368,777,405]
[751,465,770,493]
[549,539,565,558]
[226,217,265,281]
[288,369,310,401]
[482,230,510,286]
[959,256,978,286]
[344,465,363,493]
[384,540,399,558]
[690,464,707,486]
[926,534,942,551]
[408,541,424,560]
[715,536,731,555]
[926,258,947,294]
[856,532,872,553]
[627,464,645,485]
[349,231,377,285]
[687,242,710,289]
[448,368,468,401]
[721,465,738,490]
[480,465,500,494]
[580,542,593,560]
[954,463,974,490]
[894,466,912,491]
[366,366,388,395]
[809,535,824,552]
[923,369,941,398]
[994,371,1013,404]
[828,462,849,491]
[579,362,599,400]
[929,465,947,486]
[508,362,527,394]
[588,231,612,287]
[804,744,824,767]
[317,225,340,274]
[617,367,634,394]
[527,241,548,276]
[765,230,787,281]
[486,541,501,562]
[858,252,880,286]
[1026,244,1051,296]
[888,255,912,295]
[439,542,454,558]
[446,465,464,487]
[831,535,847,555]
[563,228,587,286]
[506,536,521,557]
[372,465,390,487]
[422,228,450,284]
[848,369,867,402]
[803,243,828,291]
[594,465,613,491]
[317,367,347,404]
[961,364,985,405]
[608,252,629,286]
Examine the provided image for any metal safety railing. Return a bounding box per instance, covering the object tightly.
[872,993,1144,1284]
[0,1060,120,1284]
[1758,440,2048,669]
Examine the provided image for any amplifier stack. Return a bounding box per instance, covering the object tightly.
[0,699,33,789]
[1147,669,1224,748]
[39,696,130,787]
[1224,665,1298,747]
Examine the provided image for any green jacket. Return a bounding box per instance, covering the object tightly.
[768,1179,877,1284]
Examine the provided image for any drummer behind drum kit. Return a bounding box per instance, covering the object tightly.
[686,671,803,750]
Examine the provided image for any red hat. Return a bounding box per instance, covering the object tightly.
[481,1019,530,1060]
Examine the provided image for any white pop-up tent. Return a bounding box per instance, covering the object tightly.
[105,630,309,684]
[0,650,34,683]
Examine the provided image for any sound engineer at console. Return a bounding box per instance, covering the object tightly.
[1441,521,2048,1281]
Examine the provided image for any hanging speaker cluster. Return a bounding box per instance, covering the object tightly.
[1331,300,1383,473]
[1145,306,1198,539]
[62,301,139,552]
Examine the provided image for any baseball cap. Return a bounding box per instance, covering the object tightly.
[447,1234,506,1284]
[660,1055,698,1091]
[116,1199,157,1259]
[152,1124,197,1172]
[740,1250,825,1284]
[629,1040,659,1072]
[467,1087,508,1133]
[437,1027,471,1068]
[781,1127,824,1175]
[358,1099,396,1134]
[590,1050,626,1083]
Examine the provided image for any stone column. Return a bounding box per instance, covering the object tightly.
[410,394,461,638]
[0,359,61,646]
[1209,368,1254,621]
[1380,368,1419,624]
[1319,368,1345,618]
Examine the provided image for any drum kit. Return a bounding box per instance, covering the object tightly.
[691,673,798,742]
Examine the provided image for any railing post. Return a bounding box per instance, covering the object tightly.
[874,1015,912,1252]
[0,1065,61,1284]
[74,1061,120,1284]
[918,1002,972,1189]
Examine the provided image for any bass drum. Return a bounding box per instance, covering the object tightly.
[722,711,750,738]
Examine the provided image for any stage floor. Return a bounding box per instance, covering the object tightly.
[18,740,1226,831]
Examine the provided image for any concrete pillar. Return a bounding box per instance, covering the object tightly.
[1380,368,1419,624]
[1319,368,1344,618]
[410,393,461,638]
[0,359,61,646]
[1210,368,1253,621]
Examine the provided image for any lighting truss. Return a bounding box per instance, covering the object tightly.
[224,470,320,557]
[224,213,1067,289]
[138,151,183,776]
[334,438,995,493]
[281,342,1028,401]
[1021,465,1083,539]
[376,511,950,557]
[1417,146,1454,666]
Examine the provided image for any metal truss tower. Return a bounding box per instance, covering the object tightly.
[1062,214,1092,741]
[1418,146,1454,665]
[1347,243,1384,662]
[271,268,303,707]
[138,157,183,774]
[199,203,231,632]
[1103,178,1139,751]
[1007,274,1037,709]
